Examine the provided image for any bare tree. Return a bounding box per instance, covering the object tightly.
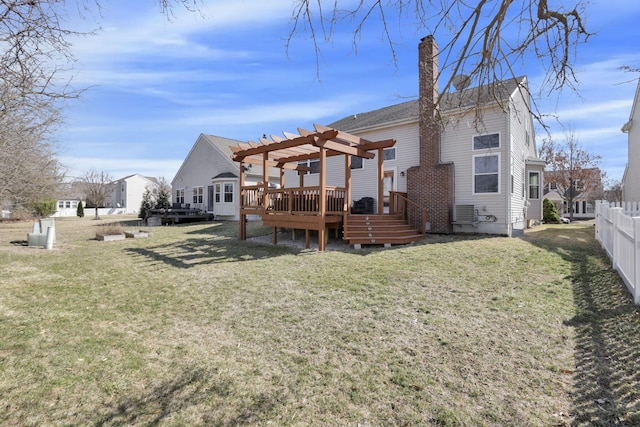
[0,0,201,213]
[540,130,603,221]
[78,169,113,220]
[288,1,590,126]
[603,180,623,205]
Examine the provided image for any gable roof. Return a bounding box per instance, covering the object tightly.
[329,76,527,132]
[112,174,159,185]
[172,133,280,187]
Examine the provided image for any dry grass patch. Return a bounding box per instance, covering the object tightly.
[0,217,638,425]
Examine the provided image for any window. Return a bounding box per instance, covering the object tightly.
[473,154,499,193]
[299,159,320,174]
[58,201,64,208]
[224,183,233,203]
[214,184,221,203]
[351,156,363,170]
[528,172,540,199]
[192,187,203,204]
[65,201,71,208]
[383,147,396,160]
[473,133,500,150]
[72,201,78,208]
[176,189,184,204]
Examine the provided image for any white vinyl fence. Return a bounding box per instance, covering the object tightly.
[595,200,640,304]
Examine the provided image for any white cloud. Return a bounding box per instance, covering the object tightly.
[60,156,183,181]
[554,99,632,121]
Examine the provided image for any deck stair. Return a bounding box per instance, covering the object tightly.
[343,214,424,247]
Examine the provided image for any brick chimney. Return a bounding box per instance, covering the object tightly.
[406,36,454,233]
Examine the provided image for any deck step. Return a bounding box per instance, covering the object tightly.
[343,214,423,247]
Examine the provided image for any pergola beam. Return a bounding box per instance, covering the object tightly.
[315,138,375,159]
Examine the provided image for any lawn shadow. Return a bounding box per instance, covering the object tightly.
[93,366,279,426]
[525,226,640,425]
[124,235,298,268]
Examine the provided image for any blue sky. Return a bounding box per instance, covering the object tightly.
[59,0,640,184]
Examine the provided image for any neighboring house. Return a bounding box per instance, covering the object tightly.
[108,174,161,215]
[172,134,281,221]
[54,198,84,217]
[289,36,544,237]
[622,79,640,201]
[543,168,603,220]
[53,181,85,217]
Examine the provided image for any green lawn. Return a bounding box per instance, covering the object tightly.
[1,217,638,426]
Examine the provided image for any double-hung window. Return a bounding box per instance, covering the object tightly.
[472,133,500,194]
[473,154,500,193]
[528,172,540,199]
[192,187,203,204]
[223,183,233,203]
[298,159,320,174]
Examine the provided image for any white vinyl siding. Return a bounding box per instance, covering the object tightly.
[314,124,418,207]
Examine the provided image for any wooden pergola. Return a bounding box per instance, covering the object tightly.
[230,123,396,250]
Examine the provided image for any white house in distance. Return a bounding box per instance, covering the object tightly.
[172,134,281,221]
[622,79,640,201]
[287,36,544,237]
[108,174,160,215]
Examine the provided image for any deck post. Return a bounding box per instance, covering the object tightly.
[318,146,327,251]
[344,154,352,238]
[239,161,246,240]
[263,153,269,212]
[273,227,278,244]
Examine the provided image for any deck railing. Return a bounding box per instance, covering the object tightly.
[389,191,427,234]
[242,185,347,215]
[241,185,265,211]
[266,186,347,214]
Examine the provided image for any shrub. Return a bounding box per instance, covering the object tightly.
[139,187,155,220]
[77,201,85,218]
[543,198,561,223]
[34,200,57,217]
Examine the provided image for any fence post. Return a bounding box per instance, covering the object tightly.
[611,207,624,271]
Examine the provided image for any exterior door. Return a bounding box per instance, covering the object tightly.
[383,170,395,211]
[207,185,214,212]
[213,181,237,216]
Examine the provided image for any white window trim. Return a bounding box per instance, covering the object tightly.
[528,171,540,200]
[223,182,234,203]
[472,132,501,151]
[472,153,501,195]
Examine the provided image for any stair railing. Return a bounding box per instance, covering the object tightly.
[389,191,427,235]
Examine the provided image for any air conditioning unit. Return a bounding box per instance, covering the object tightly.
[454,205,476,224]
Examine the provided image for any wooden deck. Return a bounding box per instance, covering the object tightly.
[148,208,211,225]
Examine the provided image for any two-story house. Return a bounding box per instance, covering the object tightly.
[286,36,544,237]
